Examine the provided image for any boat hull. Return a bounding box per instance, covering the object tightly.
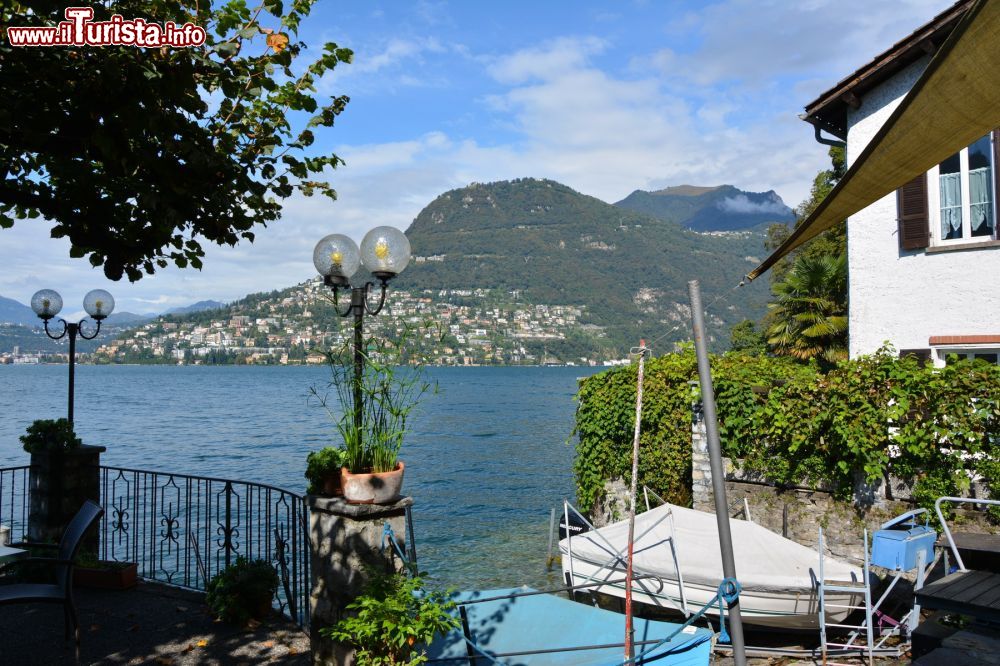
[427,587,713,665]
[562,555,861,630]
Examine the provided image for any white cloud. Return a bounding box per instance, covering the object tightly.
[488,36,607,85]
[320,36,453,93]
[351,37,445,75]
[717,193,790,215]
[480,36,827,205]
[652,0,955,89]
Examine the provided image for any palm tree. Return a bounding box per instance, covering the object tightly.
[766,253,847,366]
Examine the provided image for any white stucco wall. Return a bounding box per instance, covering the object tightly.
[845,57,1000,363]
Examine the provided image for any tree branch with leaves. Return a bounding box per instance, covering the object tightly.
[1,0,352,281]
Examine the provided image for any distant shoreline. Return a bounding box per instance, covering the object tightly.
[2,361,613,369]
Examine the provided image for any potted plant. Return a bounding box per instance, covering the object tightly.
[313,326,435,504]
[20,418,82,454]
[321,569,459,666]
[305,446,346,496]
[73,551,138,590]
[206,556,279,626]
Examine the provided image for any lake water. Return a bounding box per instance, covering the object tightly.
[0,364,603,589]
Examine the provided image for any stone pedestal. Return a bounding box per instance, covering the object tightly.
[690,399,714,512]
[308,495,412,666]
[27,444,105,549]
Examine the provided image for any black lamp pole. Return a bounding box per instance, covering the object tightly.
[313,228,410,434]
[31,288,114,426]
[39,317,105,424]
[325,275,391,432]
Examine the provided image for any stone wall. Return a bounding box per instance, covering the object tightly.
[688,400,996,562]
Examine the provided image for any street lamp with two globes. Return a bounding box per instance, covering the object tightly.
[312,226,411,432]
[30,288,115,424]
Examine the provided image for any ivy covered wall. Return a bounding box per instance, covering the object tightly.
[573,348,1000,515]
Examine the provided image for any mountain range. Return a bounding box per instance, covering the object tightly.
[0,295,35,327]
[3,179,786,355]
[614,184,795,232]
[395,178,781,349]
[0,297,225,328]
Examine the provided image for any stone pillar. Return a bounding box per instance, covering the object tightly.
[27,444,105,549]
[308,496,412,666]
[690,397,713,512]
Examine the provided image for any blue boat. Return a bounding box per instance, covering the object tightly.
[426,587,714,665]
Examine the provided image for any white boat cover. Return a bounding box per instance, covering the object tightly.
[561,503,862,594]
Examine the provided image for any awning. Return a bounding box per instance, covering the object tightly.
[746,0,1000,282]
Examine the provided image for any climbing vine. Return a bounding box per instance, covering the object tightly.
[573,347,1000,514]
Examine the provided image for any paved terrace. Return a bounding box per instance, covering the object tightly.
[0,582,309,665]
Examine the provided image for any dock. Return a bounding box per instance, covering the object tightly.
[915,569,1000,623]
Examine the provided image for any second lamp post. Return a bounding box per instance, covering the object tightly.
[30,288,115,424]
[313,226,411,432]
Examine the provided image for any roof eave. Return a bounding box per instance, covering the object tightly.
[801,0,972,139]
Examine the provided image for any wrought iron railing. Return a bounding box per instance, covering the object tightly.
[0,464,310,628]
[0,466,30,544]
[98,466,310,626]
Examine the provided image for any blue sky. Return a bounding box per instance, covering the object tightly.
[1,0,955,317]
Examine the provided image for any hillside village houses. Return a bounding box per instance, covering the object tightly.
[801,0,998,367]
[91,279,606,366]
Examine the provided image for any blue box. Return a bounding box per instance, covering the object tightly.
[871,524,935,571]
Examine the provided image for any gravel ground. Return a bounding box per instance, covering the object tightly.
[0,581,310,665]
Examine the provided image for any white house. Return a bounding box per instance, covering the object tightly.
[801,0,999,366]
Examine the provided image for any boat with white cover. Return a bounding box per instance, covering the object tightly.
[560,502,871,629]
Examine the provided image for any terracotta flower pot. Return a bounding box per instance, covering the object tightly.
[340,462,405,504]
[74,561,138,590]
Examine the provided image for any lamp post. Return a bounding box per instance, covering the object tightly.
[30,288,115,424]
[312,226,411,432]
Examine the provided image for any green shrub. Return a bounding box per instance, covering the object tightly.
[321,569,459,666]
[573,347,1000,513]
[20,418,82,453]
[206,557,279,626]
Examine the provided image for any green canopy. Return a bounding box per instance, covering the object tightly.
[746,0,1000,282]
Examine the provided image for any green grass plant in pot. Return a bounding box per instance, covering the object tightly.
[312,324,435,504]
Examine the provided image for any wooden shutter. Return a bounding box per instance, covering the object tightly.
[897,173,929,250]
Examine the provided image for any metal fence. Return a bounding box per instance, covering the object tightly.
[0,464,310,628]
[0,466,30,545]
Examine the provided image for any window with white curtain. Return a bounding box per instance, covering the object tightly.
[929,133,996,244]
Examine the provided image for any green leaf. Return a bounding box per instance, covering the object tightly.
[214,41,239,57]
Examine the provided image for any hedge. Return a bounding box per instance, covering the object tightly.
[573,348,1000,513]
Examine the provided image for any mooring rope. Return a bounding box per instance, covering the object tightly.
[641,283,742,355]
[381,522,411,566]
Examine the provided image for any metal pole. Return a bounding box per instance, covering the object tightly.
[352,287,365,435]
[624,340,646,663]
[67,323,78,424]
[687,279,746,664]
[546,507,556,569]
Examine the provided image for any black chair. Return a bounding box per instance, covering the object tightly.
[0,500,105,653]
